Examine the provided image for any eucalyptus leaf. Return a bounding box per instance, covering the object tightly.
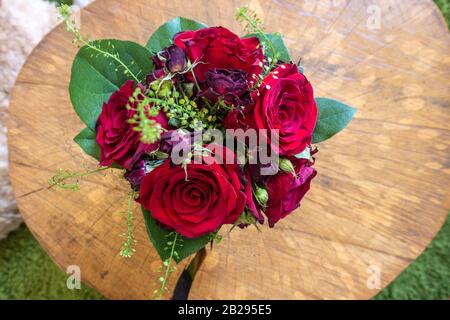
[69,39,153,130]
[74,127,100,161]
[245,32,292,63]
[312,98,356,144]
[142,208,211,263]
[295,146,311,160]
[146,17,208,53]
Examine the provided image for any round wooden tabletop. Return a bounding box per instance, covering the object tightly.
[8,0,450,299]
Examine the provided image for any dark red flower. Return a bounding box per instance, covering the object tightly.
[201,68,251,106]
[265,157,316,227]
[124,158,148,188]
[146,44,186,84]
[245,63,318,156]
[223,107,248,131]
[166,44,187,73]
[96,80,169,170]
[173,27,264,83]
[124,158,165,189]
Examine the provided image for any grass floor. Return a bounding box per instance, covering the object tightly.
[436,0,450,23]
[374,213,450,299]
[0,225,103,299]
[0,0,449,300]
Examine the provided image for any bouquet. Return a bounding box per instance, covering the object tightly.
[53,5,355,298]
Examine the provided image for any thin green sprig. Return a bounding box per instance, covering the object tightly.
[208,230,223,244]
[229,210,260,234]
[127,86,164,144]
[236,6,280,73]
[154,232,181,300]
[58,4,140,82]
[119,191,137,258]
[48,167,109,190]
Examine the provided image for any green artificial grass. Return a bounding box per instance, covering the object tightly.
[0,0,449,300]
[1,0,99,301]
[435,0,450,24]
[48,0,73,5]
[374,213,450,300]
[0,225,103,299]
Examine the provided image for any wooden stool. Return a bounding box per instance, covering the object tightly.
[8,0,450,299]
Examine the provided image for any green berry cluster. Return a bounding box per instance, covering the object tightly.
[126,87,163,144]
[148,80,218,131]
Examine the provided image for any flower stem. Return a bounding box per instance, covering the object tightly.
[59,4,140,82]
[119,190,137,258]
[242,11,277,60]
[83,40,140,83]
[155,233,179,300]
[236,7,279,72]
[48,167,109,190]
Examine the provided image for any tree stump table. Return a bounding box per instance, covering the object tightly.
[8,0,450,299]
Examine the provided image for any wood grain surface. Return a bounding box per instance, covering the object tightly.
[7,0,450,300]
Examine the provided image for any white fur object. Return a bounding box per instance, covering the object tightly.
[0,0,59,239]
[74,0,92,8]
[0,0,93,239]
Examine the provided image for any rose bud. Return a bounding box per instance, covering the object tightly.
[165,44,186,73]
[279,158,295,176]
[201,68,250,106]
[254,184,269,207]
[146,45,186,84]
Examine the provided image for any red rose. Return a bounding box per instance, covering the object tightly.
[223,107,248,131]
[246,63,317,156]
[265,158,316,227]
[139,145,246,238]
[173,27,264,83]
[96,80,169,170]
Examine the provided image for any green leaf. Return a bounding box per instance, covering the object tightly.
[295,146,311,160]
[142,208,211,263]
[245,32,292,63]
[74,127,120,169]
[74,127,100,160]
[146,17,208,53]
[312,98,356,144]
[69,40,153,130]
